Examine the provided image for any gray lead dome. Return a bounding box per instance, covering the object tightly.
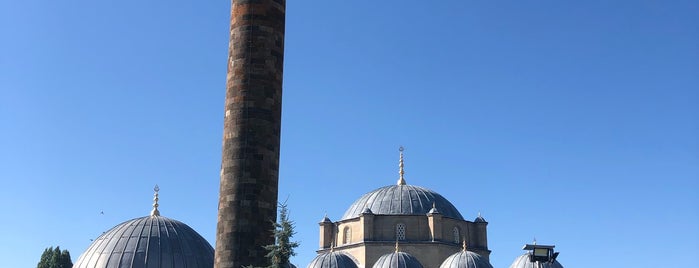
[307,252,359,268]
[440,251,493,268]
[342,184,464,220]
[73,215,214,268]
[509,254,563,268]
[372,252,424,268]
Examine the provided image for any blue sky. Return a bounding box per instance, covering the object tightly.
[1,0,697,267]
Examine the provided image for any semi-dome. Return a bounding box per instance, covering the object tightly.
[439,250,493,268]
[509,254,563,268]
[372,252,424,268]
[342,184,464,220]
[307,251,358,268]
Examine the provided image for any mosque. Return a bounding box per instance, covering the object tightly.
[71,149,564,268]
[305,149,564,268]
[311,148,491,268]
[71,1,565,267]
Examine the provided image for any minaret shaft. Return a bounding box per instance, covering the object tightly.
[215,1,285,268]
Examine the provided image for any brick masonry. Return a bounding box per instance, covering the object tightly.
[215,1,286,268]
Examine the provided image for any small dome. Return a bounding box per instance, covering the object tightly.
[73,215,214,268]
[440,250,493,268]
[307,252,358,268]
[509,254,563,268]
[474,215,486,223]
[372,252,424,268]
[342,185,463,220]
[320,215,332,223]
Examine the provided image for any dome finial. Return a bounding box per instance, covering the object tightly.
[533,237,537,245]
[397,146,406,185]
[395,239,400,252]
[462,239,467,252]
[150,184,160,216]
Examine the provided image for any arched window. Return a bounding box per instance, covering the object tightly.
[453,227,460,244]
[343,227,351,244]
[396,223,406,240]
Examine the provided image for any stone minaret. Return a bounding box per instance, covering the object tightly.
[215,1,286,268]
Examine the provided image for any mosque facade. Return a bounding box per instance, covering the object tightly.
[307,149,564,268]
[308,149,494,268]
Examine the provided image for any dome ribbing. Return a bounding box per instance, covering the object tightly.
[73,215,214,268]
[307,252,358,268]
[342,185,464,220]
[509,254,563,268]
[440,250,493,268]
[372,252,424,268]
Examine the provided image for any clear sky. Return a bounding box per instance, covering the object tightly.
[1,0,697,267]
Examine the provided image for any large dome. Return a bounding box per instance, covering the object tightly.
[509,254,563,268]
[73,215,214,268]
[440,250,493,268]
[342,184,464,220]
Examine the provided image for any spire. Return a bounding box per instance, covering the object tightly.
[150,184,160,216]
[397,146,406,185]
[321,212,332,223]
[428,202,440,214]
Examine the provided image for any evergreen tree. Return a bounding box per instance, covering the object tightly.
[37,246,72,268]
[263,202,300,268]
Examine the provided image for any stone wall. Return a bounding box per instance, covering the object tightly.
[324,214,490,268]
[215,1,286,268]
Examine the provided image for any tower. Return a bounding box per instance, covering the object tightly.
[215,1,286,268]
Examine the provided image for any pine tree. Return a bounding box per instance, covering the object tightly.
[263,202,300,268]
[37,246,72,268]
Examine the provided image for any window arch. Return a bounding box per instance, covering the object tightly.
[453,227,460,244]
[396,223,406,240]
[343,227,351,244]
